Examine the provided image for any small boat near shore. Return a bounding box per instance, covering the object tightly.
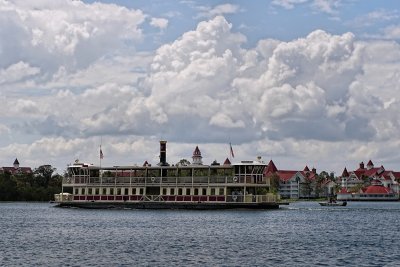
[319,201,347,207]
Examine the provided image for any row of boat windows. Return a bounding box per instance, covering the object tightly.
[74,187,225,196]
[69,166,265,177]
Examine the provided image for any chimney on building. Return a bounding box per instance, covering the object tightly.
[159,140,168,166]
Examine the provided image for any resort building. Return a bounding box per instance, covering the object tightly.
[264,160,317,199]
[337,160,400,201]
[0,158,32,175]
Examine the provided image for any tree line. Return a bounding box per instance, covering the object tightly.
[0,165,62,201]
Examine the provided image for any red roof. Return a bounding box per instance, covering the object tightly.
[367,160,374,167]
[1,167,32,174]
[265,160,278,174]
[353,167,381,178]
[303,166,310,172]
[276,170,299,182]
[339,187,349,194]
[392,172,400,180]
[363,185,392,194]
[302,171,316,180]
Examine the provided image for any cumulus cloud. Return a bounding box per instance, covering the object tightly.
[2,10,400,173]
[0,61,40,84]
[0,0,146,74]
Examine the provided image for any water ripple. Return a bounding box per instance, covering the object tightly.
[1,202,400,266]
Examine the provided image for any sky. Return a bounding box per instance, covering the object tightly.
[1,0,400,175]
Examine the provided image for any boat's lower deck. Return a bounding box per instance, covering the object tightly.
[55,201,281,210]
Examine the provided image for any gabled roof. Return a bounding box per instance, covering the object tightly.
[363,185,392,194]
[13,158,19,165]
[391,172,400,180]
[367,160,374,167]
[276,170,302,182]
[192,146,202,157]
[341,167,349,177]
[143,160,149,166]
[223,158,231,165]
[302,170,317,180]
[265,160,278,173]
[303,166,310,172]
[339,187,350,194]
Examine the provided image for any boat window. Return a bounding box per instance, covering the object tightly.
[202,188,207,195]
[124,188,129,195]
[117,188,121,195]
[186,188,191,195]
[178,188,183,195]
[194,188,199,195]
[218,188,224,195]
[139,188,144,195]
[179,168,191,177]
[81,188,86,195]
[193,168,207,177]
[110,188,114,195]
[148,169,160,178]
[171,188,175,195]
[210,188,215,195]
[167,169,177,177]
[162,188,167,195]
[95,188,99,195]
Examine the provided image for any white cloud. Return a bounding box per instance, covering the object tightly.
[0,61,40,84]
[209,113,245,128]
[271,0,308,10]
[0,0,146,74]
[150,17,169,30]
[351,9,400,28]
[2,8,400,174]
[382,25,400,39]
[311,0,340,15]
[196,3,240,18]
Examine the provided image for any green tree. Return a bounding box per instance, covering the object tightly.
[268,173,280,194]
[301,174,314,198]
[176,159,191,166]
[0,172,18,201]
[33,165,56,188]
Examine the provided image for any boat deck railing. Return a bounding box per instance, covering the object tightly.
[63,175,269,185]
[55,194,279,203]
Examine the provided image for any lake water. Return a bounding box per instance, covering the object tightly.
[0,201,399,266]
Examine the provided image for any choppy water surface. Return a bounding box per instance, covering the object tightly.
[1,201,400,266]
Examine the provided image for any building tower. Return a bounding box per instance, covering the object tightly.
[192,146,203,165]
[13,158,20,169]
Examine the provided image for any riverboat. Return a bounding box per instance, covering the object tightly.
[54,141,283,209]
